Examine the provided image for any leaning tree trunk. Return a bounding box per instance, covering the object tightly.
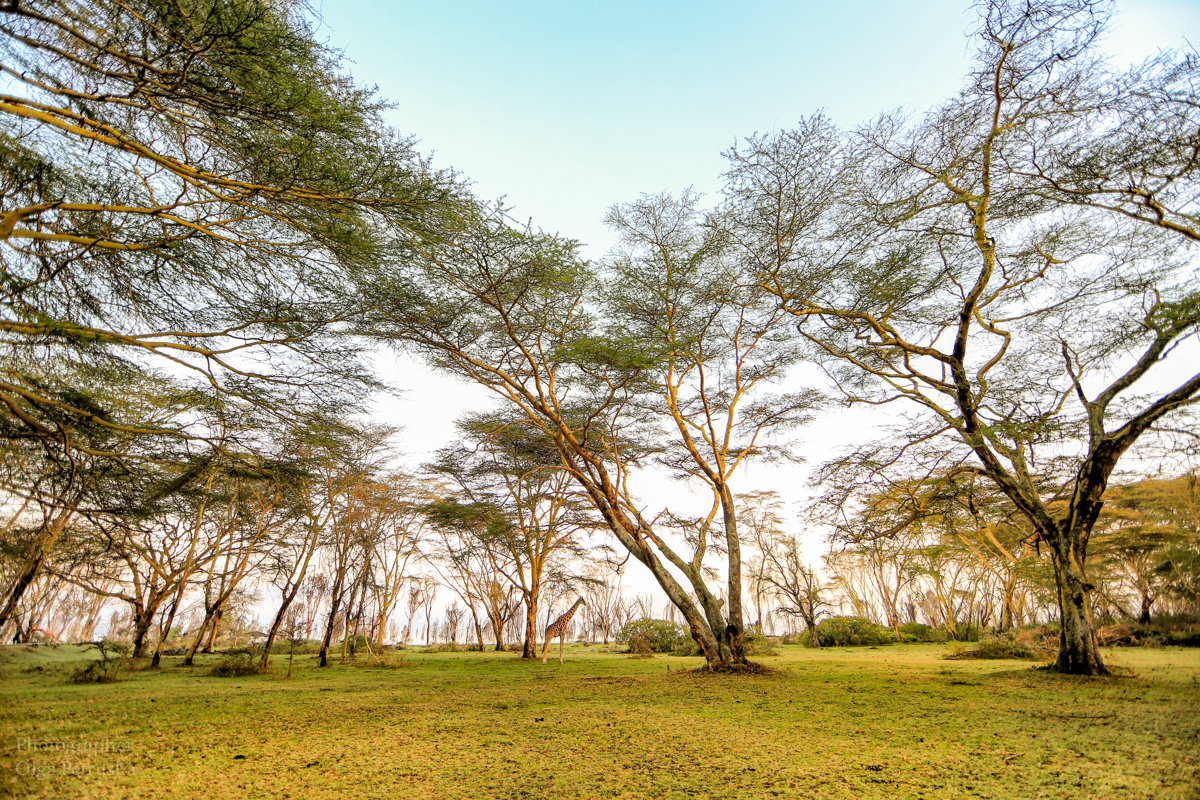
[183,605,220,666]
[318,572,346,668]
[0,509,74,630]
[1048,534,1108,676]
[260,582,305,670]
[151,595,184,668]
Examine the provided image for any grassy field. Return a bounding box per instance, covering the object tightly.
[1,643,1197,799]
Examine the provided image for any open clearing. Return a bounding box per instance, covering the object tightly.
[1,644,1197,799]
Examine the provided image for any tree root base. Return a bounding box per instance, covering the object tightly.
[687,661,774,675]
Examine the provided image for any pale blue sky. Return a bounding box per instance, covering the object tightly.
[316,1,1197,580]
[317,0,1198,258]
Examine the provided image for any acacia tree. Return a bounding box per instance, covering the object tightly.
[1091,474,1200,623]
[68,470,218,659]
[360,473,427,645]
[0,0,456,618]
[604,193,821,659]
[314,425,395,667]
[422,496,517,652]
[182,449,288,665]
[0,373,193,631]
[724,0,1200,674]
[741,494,828,646]
[360,194,819,666]
[430,414,594,659]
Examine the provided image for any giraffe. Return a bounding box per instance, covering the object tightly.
[541,598,585,664]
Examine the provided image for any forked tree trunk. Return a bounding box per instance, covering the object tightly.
[203,608,222,652]
[131,605,158,660]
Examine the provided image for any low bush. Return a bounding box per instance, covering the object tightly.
[70,639,131,684]
[742,628,777,656]
[815,617,895,647]
[1011,623,1060,654]
[899,622,950,643]
[945,633,1051,661]
[1166,630,1200,647]
[269,638,322,654]
[1094,615,1200,648]
[628,636,654,658]
[671,640,701,657]
[617,619,690,654]
[208,649,265,677]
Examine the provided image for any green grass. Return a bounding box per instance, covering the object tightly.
[1,643,1197,799]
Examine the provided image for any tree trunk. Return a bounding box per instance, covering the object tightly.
[1049,541,1108,676]
[999,577,1017,633]
[0,509,74,630]
[131,606,157,659]
[319,573,345,668]
[804,613,820,648]
[203,608,222,652]
[522,598,538,659]
[184,608,216,666]
[1138,595,1152,626]
[261,582,305,670]
[720,485,747,662]
[151,595,184,668]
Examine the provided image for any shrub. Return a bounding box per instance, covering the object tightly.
[1094,615,1200,648]
[898,622,950,643]
[70,639,131,684]
[208,650,265,677]
[742,628,777,656]
[944,635,1049,661]
[628,636,654,658]
[1166,630,1200,647]
[1096,622,1159,647]
[269,638,322,655]
[1012,623,1060,654]
[815,617,895,647]
[617,619,690,654]
[671,640,701,657]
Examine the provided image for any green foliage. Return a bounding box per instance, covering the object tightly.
[617,619,690,654]
[269,638,323,655]
[945,635,1051,661]
[1096,616,1200,648]
[69,639,131,684]
[742,628,777,656]
[208,649,266,678]
[670,640,700,657]
[340,634,377,651]
[814,617,895,647]
[899,622,950,643]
